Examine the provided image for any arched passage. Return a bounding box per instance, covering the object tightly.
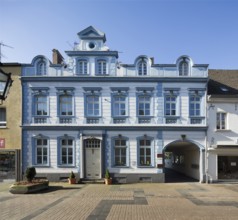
[163,140,204,183]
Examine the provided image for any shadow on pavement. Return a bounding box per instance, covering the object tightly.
[165,168,198,183]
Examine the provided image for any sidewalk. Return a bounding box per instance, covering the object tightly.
[0,182,238,220]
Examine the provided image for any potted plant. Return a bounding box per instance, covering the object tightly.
[25,167,36,183]
[104,169,112,185]
[68,171,77,184]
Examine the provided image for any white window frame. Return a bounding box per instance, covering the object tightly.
[36,138,48,165]
[78,60,88,75]
[165,94,177,116]
[179,61,188,76]
[37,61,46,75]
[138,61,147,76]
[138,138,152,167]
[217,112,227,130]
[97,60,107,75]
[114,138,128,167]
[61,138,74,165]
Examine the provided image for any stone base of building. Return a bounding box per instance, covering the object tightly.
[34,173,80,182]
[112,173,165,183]
[34,172,165,183]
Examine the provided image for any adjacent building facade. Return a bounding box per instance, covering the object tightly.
[21,26,209,183]
[207,70,238,182]
[0,63,22,182]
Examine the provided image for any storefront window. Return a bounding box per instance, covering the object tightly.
[0,151,15,180]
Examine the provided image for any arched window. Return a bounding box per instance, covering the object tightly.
[179,61,188,76]
[37,61,46,75]
[138,61,147,76]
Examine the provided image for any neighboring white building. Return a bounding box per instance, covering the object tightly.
[207,70,238,182]
[21,26,208,183]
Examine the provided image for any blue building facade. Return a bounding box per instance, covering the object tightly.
[21,26,208,183]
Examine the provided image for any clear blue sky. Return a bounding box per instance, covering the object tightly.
[1,0,238,69]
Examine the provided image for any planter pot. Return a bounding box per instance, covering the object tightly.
[9,180,49,194]
[68,178,77,184]
[104,178,112,185]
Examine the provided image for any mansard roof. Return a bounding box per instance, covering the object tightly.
[77,26,106,42]
[208,69,238,95]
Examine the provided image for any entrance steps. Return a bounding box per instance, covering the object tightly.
[80,178,105,184]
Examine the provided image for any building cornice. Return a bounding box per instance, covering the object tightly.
[22,124,207,131]
[65,50,118,58]
[207,95,238,103]
[20,76,208,83]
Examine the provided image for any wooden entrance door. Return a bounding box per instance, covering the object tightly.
[84,138,101,179]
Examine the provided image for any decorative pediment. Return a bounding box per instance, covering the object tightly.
[77,26,106,42]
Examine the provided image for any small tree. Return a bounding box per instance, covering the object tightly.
[25,167,36,182]
[105,169,110,179]
[69,171,75,179]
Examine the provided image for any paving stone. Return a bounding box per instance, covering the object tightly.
[0,182,238,220]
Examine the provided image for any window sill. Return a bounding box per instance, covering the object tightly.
[113,165,129,168]
[0,126,7,129]
[58,165,75,168]
[34,165,50,167]
[164,116,180,119]
[137,165,154,168]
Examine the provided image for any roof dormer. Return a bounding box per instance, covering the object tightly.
[76,26,108,51]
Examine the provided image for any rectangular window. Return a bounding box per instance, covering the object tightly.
[139,139,151,166]
[165,95,176,116]
[189,95,200,116]
[114,139,127,166]
[60,95,72,116]
[98,60,107,75]
[217,112,226,130]
[113,96,126,116]
[36,139,48,165]
[138,96,150,116]
[35,96,47,116]
[61,138,73,165]
[86,95,100,116]
[0,108,6,127]
[79,60,88,75]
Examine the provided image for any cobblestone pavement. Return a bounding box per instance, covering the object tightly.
[0,182,238,220]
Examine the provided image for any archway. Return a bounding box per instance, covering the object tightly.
[163,140,203,183]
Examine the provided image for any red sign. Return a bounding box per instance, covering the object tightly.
[0,138,5,148]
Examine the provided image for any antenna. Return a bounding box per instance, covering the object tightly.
[0,42,13,62]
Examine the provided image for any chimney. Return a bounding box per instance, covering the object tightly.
[52,49,64,65]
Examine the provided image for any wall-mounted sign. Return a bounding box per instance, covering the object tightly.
[0,138,5,148]
[231,162,236,166]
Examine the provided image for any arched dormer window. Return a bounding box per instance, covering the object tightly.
[138,60,147,76]
[37,61,47,75]
[179,60,188,76]
[78,59,88,75]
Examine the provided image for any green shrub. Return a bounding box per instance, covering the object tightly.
[69,171,75,179]
[25,167,36,182]
[105,169,110,179]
